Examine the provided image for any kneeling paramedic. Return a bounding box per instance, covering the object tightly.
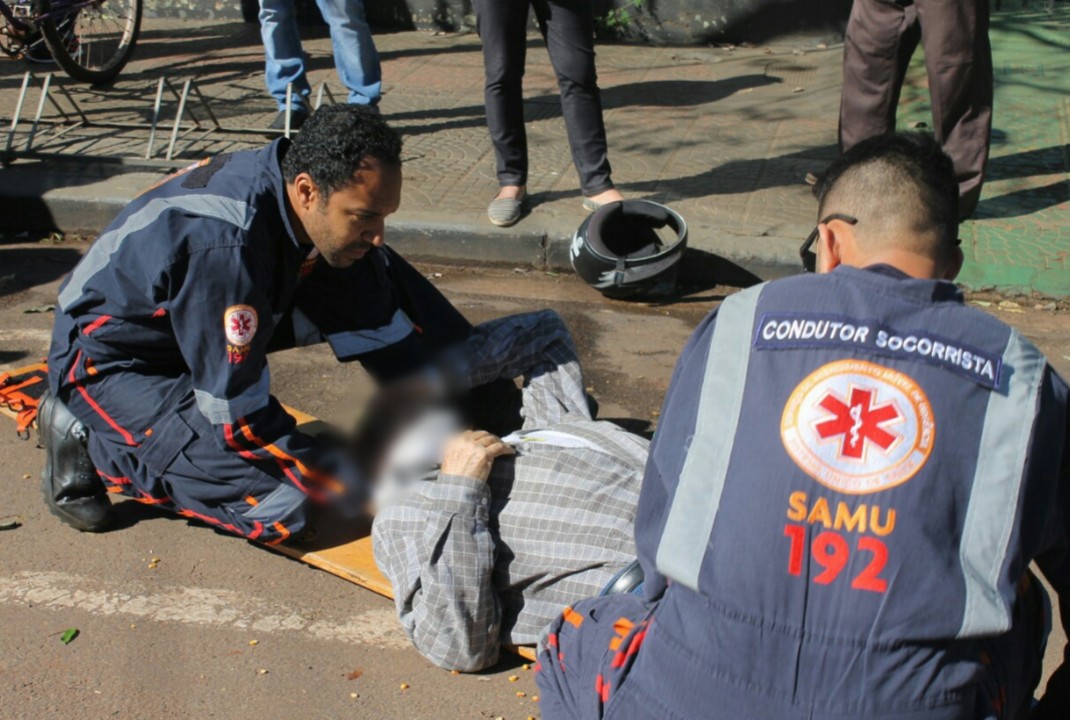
[40,105,482,544]
[535,134,1069,720]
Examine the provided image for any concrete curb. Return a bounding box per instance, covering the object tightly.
[0,162,804,282]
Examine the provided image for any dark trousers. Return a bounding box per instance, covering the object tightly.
[63,247,474,544]
[474,0,614,196]
[839,0,993,216]
[536,576,1049,720]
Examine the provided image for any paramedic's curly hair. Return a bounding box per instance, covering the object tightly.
[281,104,402,196]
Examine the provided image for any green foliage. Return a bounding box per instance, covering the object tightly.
[595,0,646,39]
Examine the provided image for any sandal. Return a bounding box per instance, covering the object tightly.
[582,197,603,213]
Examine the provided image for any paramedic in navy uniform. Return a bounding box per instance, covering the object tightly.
[535,133,1069,720]
[38,105,481,544]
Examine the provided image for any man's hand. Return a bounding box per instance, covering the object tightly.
[440,430,515,483]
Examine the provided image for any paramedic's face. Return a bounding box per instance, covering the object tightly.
[306,158,402,268]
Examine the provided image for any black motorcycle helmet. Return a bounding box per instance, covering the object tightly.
[570,200,688,299]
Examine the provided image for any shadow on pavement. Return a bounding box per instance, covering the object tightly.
[601,77,783,109]
[975,179,1070,221]
[0,246,83,298]
[392,76,784,138]
[987,144,1069,182]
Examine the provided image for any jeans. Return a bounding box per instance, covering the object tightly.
[473,0,614,196]
[258,0,382,110]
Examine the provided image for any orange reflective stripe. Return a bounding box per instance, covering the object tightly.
[97,471,131,485]
[178,508,242,537]
[238,419,344,495]
[266,521,291,546]
[226,424,318,497]
[82,314,112,336]
[68,351,137,446]
[245,495,259,506]
[595,674,610,703]
[562,606,584,629]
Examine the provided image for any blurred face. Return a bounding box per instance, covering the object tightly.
[289,157,402,268]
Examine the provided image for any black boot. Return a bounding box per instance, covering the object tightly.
[38,391,114,532]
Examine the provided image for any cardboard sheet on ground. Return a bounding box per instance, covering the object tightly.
[1,363,536,662]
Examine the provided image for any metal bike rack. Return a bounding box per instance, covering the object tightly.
[2,73,338,170]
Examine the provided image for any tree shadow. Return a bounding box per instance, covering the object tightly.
[526,142,837,207]
[600,76,782,109]
[986,144,1069,182]
[391,75,785,139]
[974,179,1069,220]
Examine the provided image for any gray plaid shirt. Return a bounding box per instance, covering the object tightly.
[372,311,647,671]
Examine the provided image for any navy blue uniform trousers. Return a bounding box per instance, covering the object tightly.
[63,248,471,544]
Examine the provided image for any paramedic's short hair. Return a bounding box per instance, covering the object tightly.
[815,133,959,261]
[281,104,402,196]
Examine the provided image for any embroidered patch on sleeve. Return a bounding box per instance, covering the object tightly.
[224,305,258,347]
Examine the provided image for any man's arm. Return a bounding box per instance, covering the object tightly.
[1031,590,1070,719]
[449,310,590,428]
[1030,372,1070,718]
[372,432,513,671]
[169,243,361,509]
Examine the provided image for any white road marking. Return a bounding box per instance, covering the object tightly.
[0,570,409,649]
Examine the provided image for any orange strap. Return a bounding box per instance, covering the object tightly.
[0,371,44,439]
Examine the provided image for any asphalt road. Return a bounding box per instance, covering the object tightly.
[1,237,1067,718]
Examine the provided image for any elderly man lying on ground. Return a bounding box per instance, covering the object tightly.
[362,310,647,672]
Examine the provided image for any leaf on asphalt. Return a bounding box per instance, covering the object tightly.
[23,304,55,314]
[0,516,22,530]
[60,628,79,645]
[345,668,364,680]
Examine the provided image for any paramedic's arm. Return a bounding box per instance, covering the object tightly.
[372,433,512,672]
[169,241,361,505]
[634,308,719,601]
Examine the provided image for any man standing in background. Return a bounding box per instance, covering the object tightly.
[838,0,993,218]
[258,0,382,130]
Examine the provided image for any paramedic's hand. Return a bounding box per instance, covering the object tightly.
[441,431,514,483]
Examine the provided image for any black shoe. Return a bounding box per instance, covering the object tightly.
[38,391,114,532]
[268,106,309,133]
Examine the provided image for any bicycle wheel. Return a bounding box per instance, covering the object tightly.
[34,0,141,84]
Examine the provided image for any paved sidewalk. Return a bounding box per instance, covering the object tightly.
[0,6,1066,292]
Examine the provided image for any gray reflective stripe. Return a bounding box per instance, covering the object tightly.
[958,330,1046,637]
[194,368,271,425]
[326,309,414,357]
[58,194,251,310]
[242,483,307,521]
[654,284,765,591]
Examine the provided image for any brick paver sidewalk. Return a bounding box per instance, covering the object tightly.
[0,5,1066,293]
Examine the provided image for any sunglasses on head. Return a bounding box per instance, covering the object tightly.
[799,214,858,273]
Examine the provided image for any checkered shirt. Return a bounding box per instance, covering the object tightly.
[372,311,647,671]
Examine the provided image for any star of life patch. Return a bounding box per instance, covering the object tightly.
[781,359,935,495]
[224,305,258,347]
